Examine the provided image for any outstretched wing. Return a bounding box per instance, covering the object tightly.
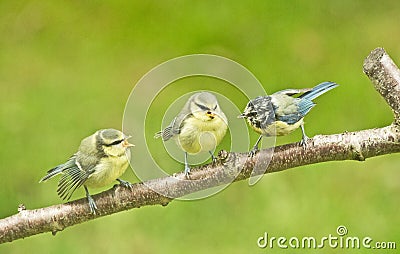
[56,155,96,200]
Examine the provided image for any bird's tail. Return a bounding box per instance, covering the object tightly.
[299,81,338,101]
[39,166,63,183]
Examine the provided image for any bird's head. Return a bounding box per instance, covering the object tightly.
[190,92,223,121]
[238,100,257,119]
[238,96,275,132]
[97,129,134,157]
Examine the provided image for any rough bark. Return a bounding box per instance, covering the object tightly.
[0,47,399,244]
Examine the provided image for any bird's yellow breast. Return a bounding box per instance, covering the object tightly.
[84,153,130,188]
[176,116,227,154]
[248,118,303,136]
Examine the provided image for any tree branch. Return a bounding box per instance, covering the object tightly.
[1,47,399,244]
[363,47,400,126]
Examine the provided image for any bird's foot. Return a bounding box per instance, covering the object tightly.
[87,194,98,215]
[299,135,310,149]
[209,152,218,165]
[117,178,133,190]
[248,146,259,157]
[184,165,191,178]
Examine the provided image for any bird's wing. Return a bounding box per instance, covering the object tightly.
[39,157,75,182]
[273,98,315,125]
[154,117,179,141]
[272,88,312,96]
[296,99,315,117]
[155,100,193,141]
[56,153,97,200]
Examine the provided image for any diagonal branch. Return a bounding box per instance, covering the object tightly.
[1,47,399,244]
[363,47,400,125]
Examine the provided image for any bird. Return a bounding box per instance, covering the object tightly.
[39,129,134,214]
[155,92,228,176]
[238,81,338,156]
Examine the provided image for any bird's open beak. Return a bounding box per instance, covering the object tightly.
[206,112,215,119]
[123,140,135,148]
[123,135,135,148]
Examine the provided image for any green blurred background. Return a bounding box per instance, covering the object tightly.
[1,1,399,253]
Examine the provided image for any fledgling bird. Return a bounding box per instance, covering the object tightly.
[40,129,134,214]
[239,81,338,156]
[155,92,228,176]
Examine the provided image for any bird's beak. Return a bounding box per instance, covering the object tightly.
[206,111,215,119]
[123,140,135,148]
[237,113,245,119]
[123,136,135,148]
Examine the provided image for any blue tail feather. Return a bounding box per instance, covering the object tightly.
[299,81,338,101]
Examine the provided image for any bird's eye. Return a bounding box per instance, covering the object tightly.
[105,139,124,146]
[195,102,209,111]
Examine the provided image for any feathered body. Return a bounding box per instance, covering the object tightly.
[176,112,227,154]
[155,92,228,175]
[40,129,134,213]
[239,81,338,154]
